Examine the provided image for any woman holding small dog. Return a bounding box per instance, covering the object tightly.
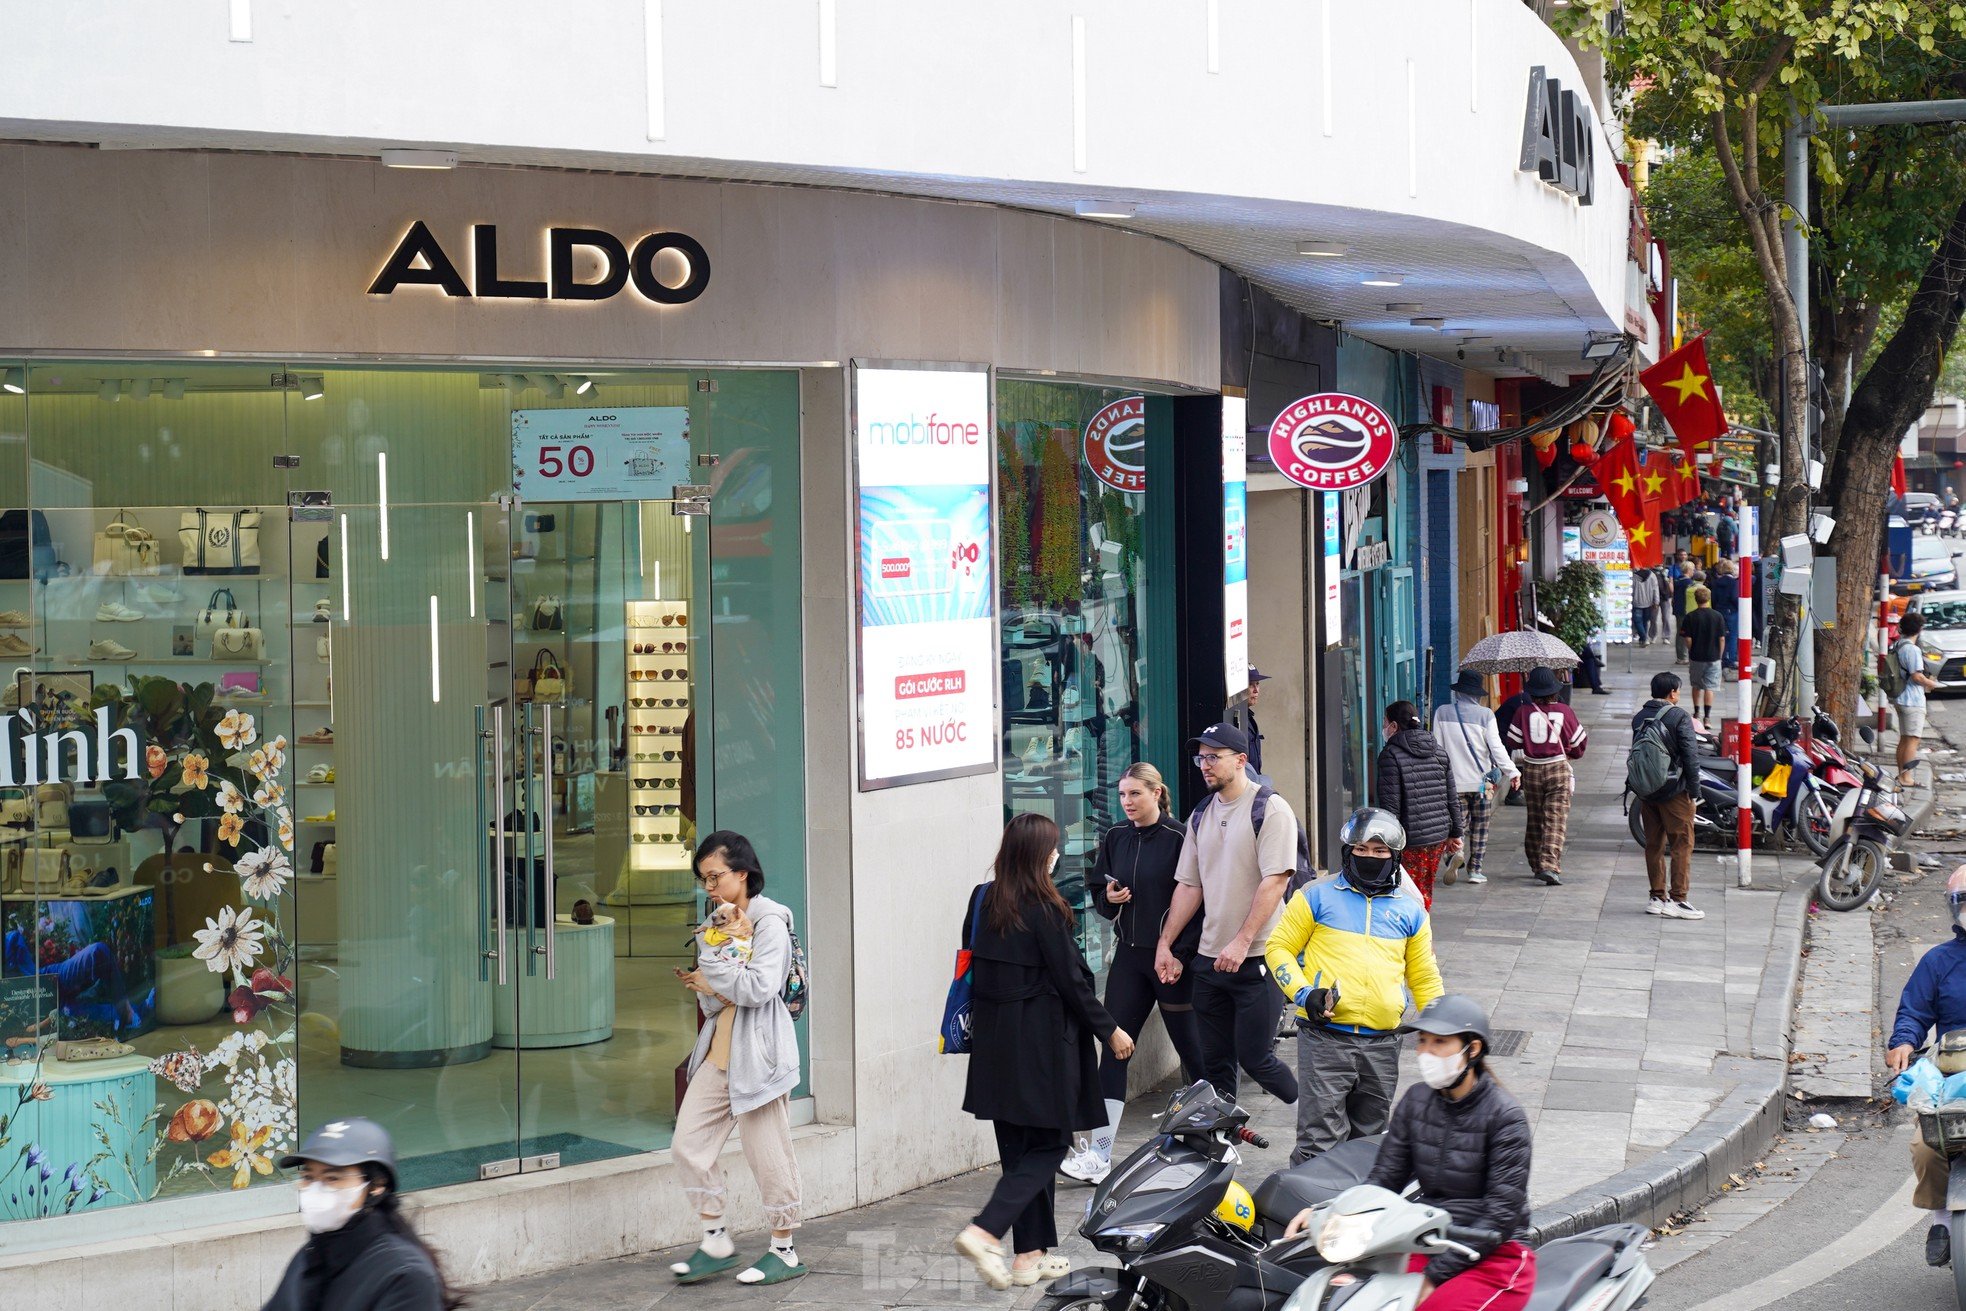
[668,831,807,1287]
[955,813,1134,1290]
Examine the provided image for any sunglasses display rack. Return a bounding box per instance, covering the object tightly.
[623,600,690,868]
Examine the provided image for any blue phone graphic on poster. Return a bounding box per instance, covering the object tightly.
[859,486,992,622]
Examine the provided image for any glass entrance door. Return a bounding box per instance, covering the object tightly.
[498,496,712,1171]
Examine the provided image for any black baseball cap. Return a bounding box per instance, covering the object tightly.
[1187,723,1251,755]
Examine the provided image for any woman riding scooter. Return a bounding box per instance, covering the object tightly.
[1285,995,1535,1310]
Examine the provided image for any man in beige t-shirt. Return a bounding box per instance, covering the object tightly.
[1155,722,1301,1106]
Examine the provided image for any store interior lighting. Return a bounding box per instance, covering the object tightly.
[1362,273,1404,287]
[1385,302,1423,313]
[98,380,121,402]
[163,378,186,400]
[132,378,152,401]
[1410,316,1445,329]
[1073,200,1136,219]
[381,148,459,170]
[302,376,326,401]
[545,377,567,400]
[573,376,595,396]
[1296,241,1348,257]
[0,367,22,395]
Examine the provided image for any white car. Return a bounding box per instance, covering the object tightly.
[1894,534,1961,595]
[1910,590,1966,690]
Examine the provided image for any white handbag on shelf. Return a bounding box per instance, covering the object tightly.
[195,589,250,642]
[180,508,262,575]
[93,512,163,577]
[212,626,265,661]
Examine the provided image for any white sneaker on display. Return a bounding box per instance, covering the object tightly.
[134,582,178,604]
[0,610,28,625]
[94,602,142,622]
[88,639,138,661]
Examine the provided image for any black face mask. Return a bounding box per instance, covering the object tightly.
[1347,851,1399,895]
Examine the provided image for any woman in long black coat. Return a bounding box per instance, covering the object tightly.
[954,813,1133,1291]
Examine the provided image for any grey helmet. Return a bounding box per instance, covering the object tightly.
[278,1117,398,1186]
[1337,807,1408,855]
[1401,994,1495,1053]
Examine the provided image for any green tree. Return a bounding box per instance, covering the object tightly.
[1569,0,1966,728]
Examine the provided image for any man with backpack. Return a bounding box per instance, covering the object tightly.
[1889,611,1940,787]
[1629,671,1706,921]
[1156,723,1301,1108]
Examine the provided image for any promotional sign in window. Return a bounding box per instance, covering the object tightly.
[512,406,692,501]
[853,364,998,790]
[1222,397,1249,696]
[1571,509,1633,643]
[1083,395,1148,493]
[1322,492,1342,646]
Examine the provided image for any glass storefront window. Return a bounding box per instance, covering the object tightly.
[996,381,1173,976]
[0,362,803,1237]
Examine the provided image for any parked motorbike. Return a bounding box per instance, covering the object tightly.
[1627,714,1836,858]
[1273,1185,1654,1311]
[1908,1032,1966,1310]
[1942,507,1960,538]
[1042,1081,1379,1311]
[1799,707,1862,793]
[1816,727,1924,911]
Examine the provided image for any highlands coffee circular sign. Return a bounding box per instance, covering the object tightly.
[1266,392,1399,491]
[1083,396,1148,493]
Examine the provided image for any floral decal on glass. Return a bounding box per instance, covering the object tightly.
[0,679,296,1218]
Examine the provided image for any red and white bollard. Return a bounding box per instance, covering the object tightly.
[1735,546,1754,888]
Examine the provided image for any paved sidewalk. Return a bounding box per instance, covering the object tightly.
[464,658,1812,1310]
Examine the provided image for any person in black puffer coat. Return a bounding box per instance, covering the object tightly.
[1374,701,1461,908]
[1286,995,1536,1311]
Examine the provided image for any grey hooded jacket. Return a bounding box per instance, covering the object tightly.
[688,894,802,1115]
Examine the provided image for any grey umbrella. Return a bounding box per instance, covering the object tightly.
[1458,630,1581,675]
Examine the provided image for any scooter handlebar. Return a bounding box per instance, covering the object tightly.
[1444,1225,1503,1249]
[1236,1127,1270,1150]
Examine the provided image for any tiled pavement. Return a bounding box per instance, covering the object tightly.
[465,659,1815,1310]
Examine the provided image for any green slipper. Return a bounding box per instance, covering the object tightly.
[670,1247,742,1284]
[734,1250,808,1285]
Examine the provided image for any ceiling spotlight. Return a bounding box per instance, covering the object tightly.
[1073,200,1137,219]
[573,376,595,396]
[498,374,522,393]
[545,377,567,401]
[1362,273,1405,287]
[163,378,186,400]
[1296,241,1349,257]
[1457,336,1492,345]
[132,378,152,401]
[98,380,120,402]
[301,377,325,401]
[380,148,459,170]
[1410,316,1446,329]
[1,367,22,395]
[1385,302,1423,313]
[524,373,553,393]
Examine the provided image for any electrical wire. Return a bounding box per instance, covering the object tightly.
[1399,347,1635,451]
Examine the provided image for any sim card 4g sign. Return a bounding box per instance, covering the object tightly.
[853,364,998,790]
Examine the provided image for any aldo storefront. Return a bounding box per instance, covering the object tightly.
[0,141,1219,1289]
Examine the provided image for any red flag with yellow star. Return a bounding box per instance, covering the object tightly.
[1592,413,1644,526]
[1639,334,1729,457]
[1642,447,1683,511]
[1627,487,1665,568]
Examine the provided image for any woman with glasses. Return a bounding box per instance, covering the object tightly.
[955,813,1133,1290]
[668,831,807,1287]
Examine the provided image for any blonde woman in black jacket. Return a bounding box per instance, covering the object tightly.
[1374,701,1461,909]
[1062,763,1205,1184]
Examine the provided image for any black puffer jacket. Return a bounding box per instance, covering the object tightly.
[1092,815,1200,955]
[262,1208,446,1311]
[1374,727,1462,846]
[1631,699,1702,799]
[1366,1076,1531,1283]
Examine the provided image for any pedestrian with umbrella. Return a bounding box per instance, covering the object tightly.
[1502,667,1588,886]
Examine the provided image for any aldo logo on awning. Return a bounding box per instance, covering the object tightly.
[369,222,711,304]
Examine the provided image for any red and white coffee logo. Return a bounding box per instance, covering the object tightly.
[1083,396,1148,493]
[1266,393,1399,491]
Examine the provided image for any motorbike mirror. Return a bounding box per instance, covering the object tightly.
[1859,725,1877,746]
[1400,1181,1421,1200]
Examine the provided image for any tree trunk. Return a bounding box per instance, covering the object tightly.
[1820,196,1966,737]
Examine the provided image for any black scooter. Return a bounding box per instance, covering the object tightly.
[1041,1081,1381,1311]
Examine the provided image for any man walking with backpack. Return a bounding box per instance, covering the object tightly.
[1630,671,1706,920]
[1155,723,1301,1107]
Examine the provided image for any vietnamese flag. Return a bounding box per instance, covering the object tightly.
[1671,450,1700,503]
[1627,487,1666,568]
[1640,334,1729,457]
[1595,413,1645,527]
[1642,448,1682,511]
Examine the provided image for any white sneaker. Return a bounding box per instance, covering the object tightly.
[94,602,142,622]
[0,633,34,656]
[1059,1148,1111,1184]
[1645,898,1670,916]
[1665,900,1706,920]
[133,582,178,604]
[0,610,28,626]
[88,639,138,661]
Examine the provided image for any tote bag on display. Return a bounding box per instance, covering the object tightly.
[180,509,262,575]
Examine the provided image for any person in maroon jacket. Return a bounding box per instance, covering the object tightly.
[1502,667,1588,886]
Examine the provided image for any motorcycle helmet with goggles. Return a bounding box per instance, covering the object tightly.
[1337,807,1407,896]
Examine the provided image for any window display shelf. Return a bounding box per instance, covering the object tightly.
[59,656,272,666]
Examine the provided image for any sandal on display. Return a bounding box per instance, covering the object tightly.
[299,727,335,745]
[669,1248,742,1285]
[307,765,335,783]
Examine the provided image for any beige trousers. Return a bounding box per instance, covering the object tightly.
[1915,1133,1950,1211]
[672,1062,803,1231]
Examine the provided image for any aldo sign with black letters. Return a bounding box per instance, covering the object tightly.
[369,221,711,304]
[1519,66,1594,205]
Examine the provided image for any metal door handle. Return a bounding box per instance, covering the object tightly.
[540,702,556,980]
[489,703,508,986]
[521,703,538,977]
[475,706,490,983]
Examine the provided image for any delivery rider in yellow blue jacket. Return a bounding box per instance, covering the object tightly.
[1266,807,1444,1166]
